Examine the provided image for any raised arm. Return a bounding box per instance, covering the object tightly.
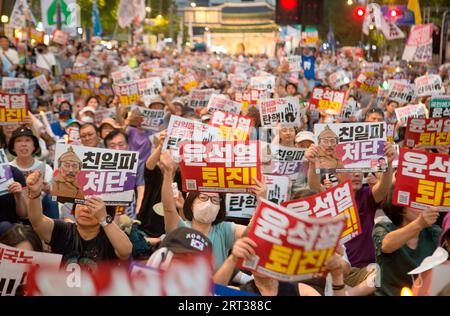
[159,150,181,233]
[305,145,323,192]
[85,197,132,260]
[146,130,167,170]
[372,142,395,203]
[380,207,439,254]
[26,170,54,243]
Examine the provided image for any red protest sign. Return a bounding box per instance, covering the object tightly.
[52,29,69,46]
[179,141,262,193]
[309,87,347,115]
[281,180,361,243]
[393,148,450,210]
[209,111,252,141]
[0,92,29,125]
[404,117,450,148]
[238,199,346,282]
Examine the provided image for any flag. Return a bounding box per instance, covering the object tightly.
[117,0,146,28]
[9,0,36,29]
[92,0,103,37]
[408,0,422,25]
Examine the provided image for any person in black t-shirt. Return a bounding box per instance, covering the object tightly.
[26,170,132,265]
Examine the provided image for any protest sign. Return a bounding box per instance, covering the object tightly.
[387,122,396,143]
[138,108,165,132]
[54,93,74,106]
[393,148,450,210]
[0,163,14,196]
[2,78,29,94]
[281,180,361,243]
[402,24,433,63]
[388,82,417,104]
[30,28,45,44]
[207,94,242,115]
[262,143,306,179]
[111,67,135,84]
[395,103,427,127]
[94,107,116,125]
[66,126,81,145]
[188,89,216,110]
[415,75,445,97]
[250,75,275,92]
[179,141,261,193]
[309,88,347,116]
[52,29,69,45]
[314,122,387,173]
[52,144,139,205]
[34,74,50,92]
[0,93,28,125]
[340,99,358,122]
[228,73,248,91]
[328,71,350,89]
[225,174,291,219]
[0,243,62,297]
[259,97,301,127]
[238,199,345,282]
[209,110,252,141]
[430,96,450,118]
[285,55,302,72]
[26,255,212,296]
[136,77,163,106]
[180,74,198,91]
[163,116,221,158]
[112,82,139,106]
[301,29,319,47]
[355,73,381,95]
[234,89,269,114]
[404,117,450,148]
[68,66,89,81]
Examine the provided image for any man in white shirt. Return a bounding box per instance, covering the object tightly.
[0,35,19,76]
[35,44,57,74]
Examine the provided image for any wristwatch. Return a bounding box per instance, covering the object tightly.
[100,215,113,227]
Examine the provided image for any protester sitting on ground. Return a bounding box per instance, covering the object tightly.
[374,194,441,296]
[26,170,132,265]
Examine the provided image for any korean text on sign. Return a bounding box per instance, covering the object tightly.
[0,93,28,125]
[259,97,301,127]
[179,141,262,193]
[112,83,139,106]
[394,148,450,210]
[405,117,450,148]
[209,111,252,141]
[309,88,347,115]
[282,180,361,243]
[207,94,242,115]
[430,96,450,118]
[53,144,139,205]
[238,199,345,282]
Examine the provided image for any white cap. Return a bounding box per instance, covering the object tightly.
[295,131,315,144]
[79,106,96,115]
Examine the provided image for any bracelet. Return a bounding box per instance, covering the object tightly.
[332,284,345,291]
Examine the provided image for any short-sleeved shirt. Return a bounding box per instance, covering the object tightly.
[344,186,380,268]
[373,221,440,296]
[0,166,26,223]
[178,220,236,271]
[127,126,154,162]
[50,220,118,264]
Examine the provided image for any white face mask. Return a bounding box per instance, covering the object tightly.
[192,200,220,224]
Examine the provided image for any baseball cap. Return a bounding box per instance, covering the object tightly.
[160,227,212,254]
[295,131,315,144]
[149,96,166,107]
[79,106,96,116]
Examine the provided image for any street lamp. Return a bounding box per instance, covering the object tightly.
[1,15,8,23]
[146,7,151,13]
[347,0,353,5]
[205,27,209,31]
[190,2,196,8]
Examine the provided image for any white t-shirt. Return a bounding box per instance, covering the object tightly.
[0,48,19,65]
[36,52,56,71]
[9,159,53,184]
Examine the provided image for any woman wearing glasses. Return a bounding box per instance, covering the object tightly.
[159,150,266,271]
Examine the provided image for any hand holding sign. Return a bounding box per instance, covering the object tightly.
[7,182,23,196]
[231,237,257,263]
[249,177,267,200]
[85,196,108,222]
[417,207,440,229]
[384,142,396,165]
[160,150,179,174]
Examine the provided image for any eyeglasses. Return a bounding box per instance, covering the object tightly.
[61,162,80,170]
[198,193,221,205]
[319,138,337,146]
